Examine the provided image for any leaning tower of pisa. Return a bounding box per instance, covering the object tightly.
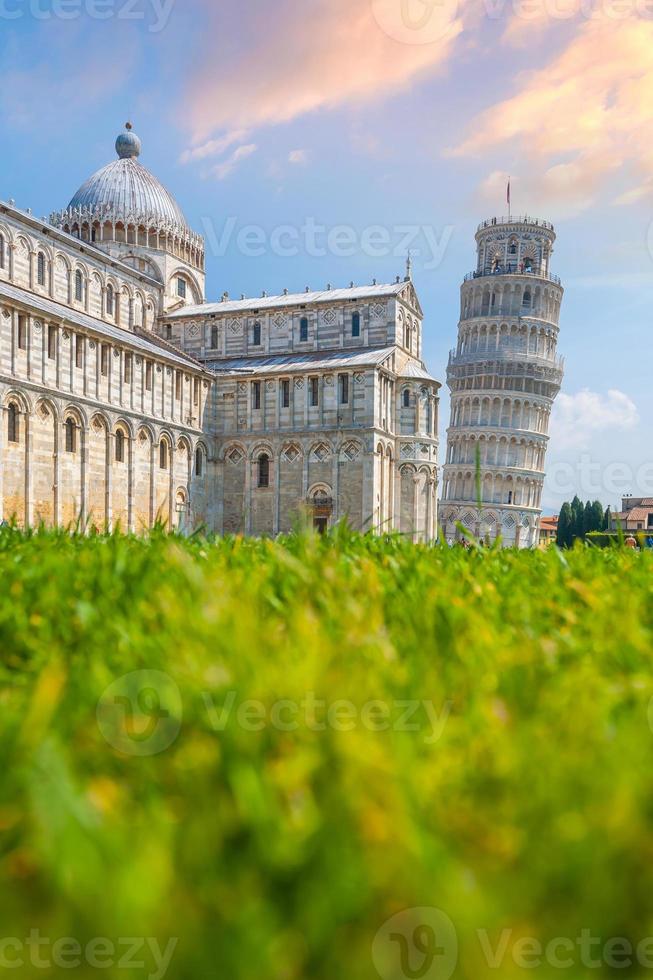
[441,215,564,547]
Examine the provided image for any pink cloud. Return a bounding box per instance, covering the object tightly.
[180,130,249,165]
[452,17,653,211]
[211,144,258,181]
[184,0,463,143]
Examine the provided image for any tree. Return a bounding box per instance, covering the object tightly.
[557,502,573,548]
[571,496,584,542]
[583,500,594,538]
[591,500,605,534]
[604,506,611,531]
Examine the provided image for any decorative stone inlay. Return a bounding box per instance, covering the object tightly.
[228,448,244,464]
[237,382,247,393]
[266,381,275,391]
[324,375,334,386]
[114,349,121,358]
[62,331,70,341]
[323,310,336,325]
[342,441,360,461]
[313,444,330,462]
[273,314,285,328]
[401,443,415,457]
[354,373,365,384]
[283,445,300,463]
[166,367,172,376]
[229,318,242,333]
[371,303,385,319]
[295,379,304,389]
[89,341,96,350]
[187,323,200,338]
[33,320,43,333]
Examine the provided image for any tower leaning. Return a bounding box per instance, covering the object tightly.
[441,215,564,547]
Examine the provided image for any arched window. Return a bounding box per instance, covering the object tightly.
[210,324,218,349]
[7,403,18,443]
[524,257,533,272]
[403,389,410,408]
[115,430,125,463]
[300,317,309,342]
[37,252,46,286]
[106,284,114,317]
[195,447,203,477]
[352,312,361,337]
[65,418,76,453]
[508,240,517,255]
[523,291,532,308]
[252,321,261,346]
[0,234,5,269]
[75,270,83,302]
[159,440,168,470]
[258,453,270,488]
[405,326,411,349]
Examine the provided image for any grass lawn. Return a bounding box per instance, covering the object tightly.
[1,527,652,978]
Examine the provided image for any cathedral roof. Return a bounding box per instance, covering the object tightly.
[61,124,190,233]
[203,346,397,375]
[0,281,205,373]
[165,281,417,318]
[399,360,438,381]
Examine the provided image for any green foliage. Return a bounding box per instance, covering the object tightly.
[1,528,653,978]
[557,502,573,548]
[557,497,609,546]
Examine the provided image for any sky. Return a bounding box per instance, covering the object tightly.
[2,0,652,513]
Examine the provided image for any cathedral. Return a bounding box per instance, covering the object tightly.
[0,125,440,538]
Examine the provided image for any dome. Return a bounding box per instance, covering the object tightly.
[65,124,189,231]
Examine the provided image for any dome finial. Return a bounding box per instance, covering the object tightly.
[116,123,141,160]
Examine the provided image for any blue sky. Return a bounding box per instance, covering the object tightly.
[2,0,653,512]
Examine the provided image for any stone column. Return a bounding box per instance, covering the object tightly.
[80,422,88,528]
[273,450,281,536]
[24,409,33,527]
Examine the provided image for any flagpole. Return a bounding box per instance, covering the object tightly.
[507,176,511,220]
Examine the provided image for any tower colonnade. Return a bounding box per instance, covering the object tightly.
[441,216,564,548]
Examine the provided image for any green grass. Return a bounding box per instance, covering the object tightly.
[1,527,653,978]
